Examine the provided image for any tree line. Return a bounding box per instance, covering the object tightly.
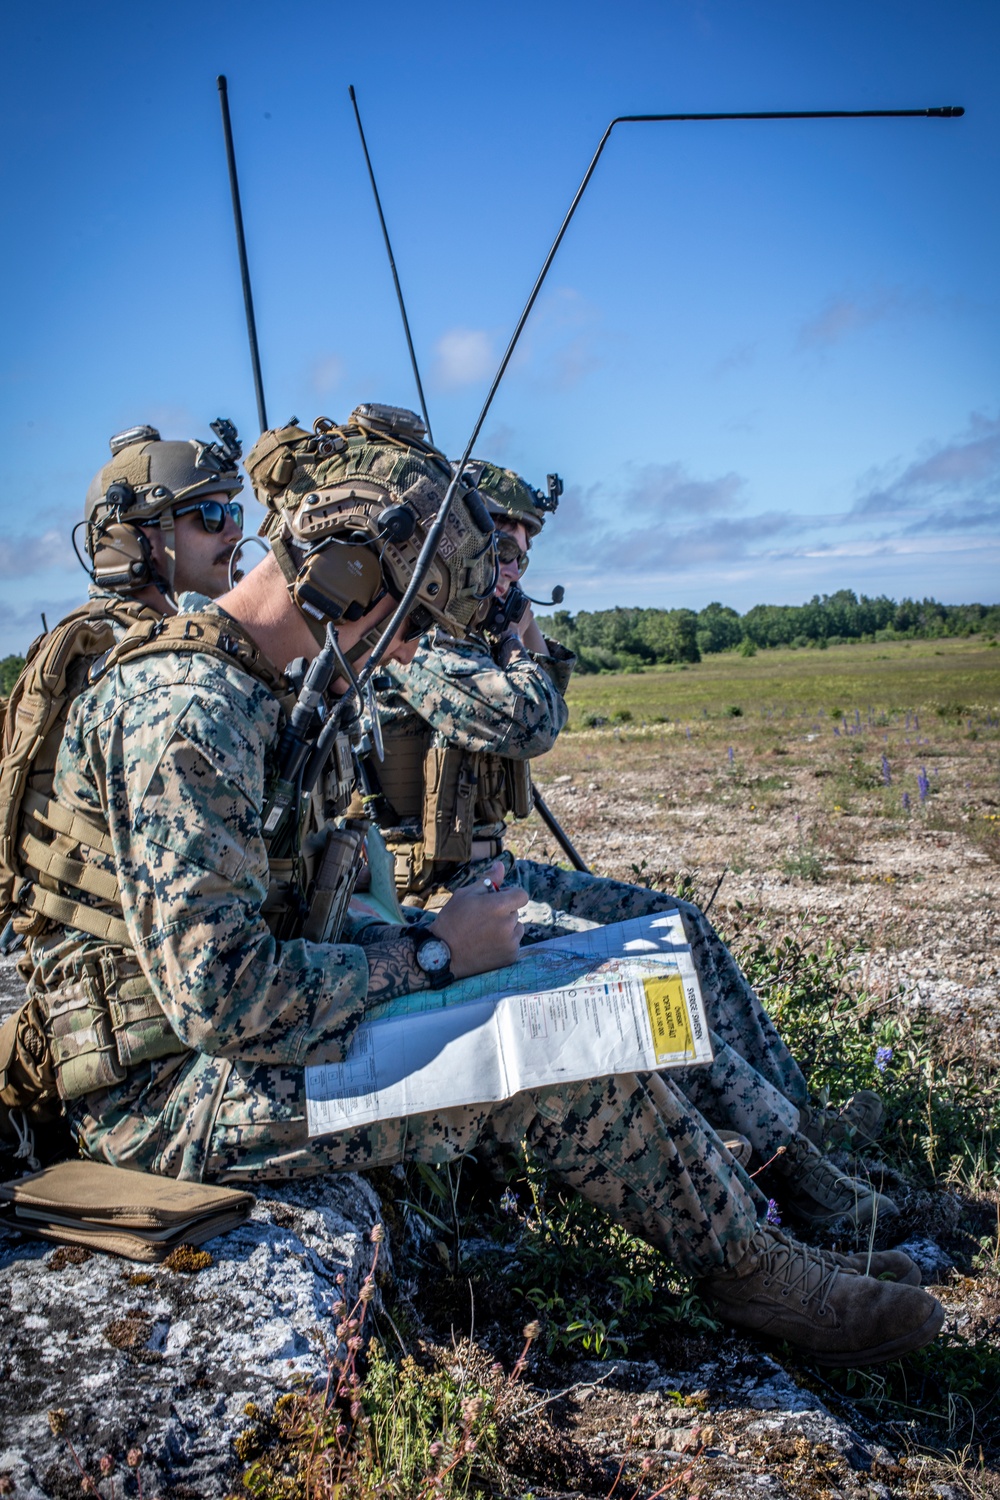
[1,590,997,694]
[535,591,1000,673]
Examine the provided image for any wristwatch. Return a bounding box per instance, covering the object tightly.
[412,930,454,989]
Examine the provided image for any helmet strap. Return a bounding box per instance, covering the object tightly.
[159,507,177,596]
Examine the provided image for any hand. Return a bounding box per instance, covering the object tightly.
[514,605,548,655]
[431,861,528,978]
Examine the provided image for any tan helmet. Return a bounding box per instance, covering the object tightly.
[245,405,498,643]
[456,459,561,538]
[82,420,243,595]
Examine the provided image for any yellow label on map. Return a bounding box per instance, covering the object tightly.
[643,974,694,1063]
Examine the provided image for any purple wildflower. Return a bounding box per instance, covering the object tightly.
[766,1199,781,1226]
[881,755,891,786]
[914,714,919,730]
[918,767,930,803]
[875,1046,893,1074]
[902,791,911,811]
[728,746,734,765]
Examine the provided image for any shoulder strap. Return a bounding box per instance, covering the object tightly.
[98,610,286,697]
[0,598,158,932]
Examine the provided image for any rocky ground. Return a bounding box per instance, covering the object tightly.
[1,695,997,1497]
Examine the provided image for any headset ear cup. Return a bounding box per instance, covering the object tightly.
[90,522,156,591]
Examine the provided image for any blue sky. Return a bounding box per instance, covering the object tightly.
[1,0,997,655]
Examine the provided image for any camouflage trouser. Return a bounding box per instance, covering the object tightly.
[507,859,809,1160]
[76,1056,763,1279]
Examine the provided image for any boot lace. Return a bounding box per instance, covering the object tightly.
[785,1138,868,1212]
[755,1229,844,1317]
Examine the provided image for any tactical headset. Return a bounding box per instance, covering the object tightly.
[78,421,243,597]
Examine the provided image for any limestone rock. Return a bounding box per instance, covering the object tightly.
[0,1171,388,1499]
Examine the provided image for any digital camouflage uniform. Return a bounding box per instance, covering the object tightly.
[27,613,766,1278]
[376,637,810,1163]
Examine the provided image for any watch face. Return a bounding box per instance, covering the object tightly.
[415,935,452,975]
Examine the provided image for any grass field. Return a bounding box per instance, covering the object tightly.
[561,636,1000,725]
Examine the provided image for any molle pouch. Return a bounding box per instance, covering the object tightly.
[0,996,61,1134]
[47,966,126,1100]
[376,718,432,821]
[422,747,477,863]
[504,757,533,821]
[474,753,509,826]
[262,859,301,941]
[320,731,358,822]
[102,952,185,1069]
[302,822,366,944]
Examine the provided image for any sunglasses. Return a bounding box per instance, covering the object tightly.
[153,498,245,534]
[495,533,529,573]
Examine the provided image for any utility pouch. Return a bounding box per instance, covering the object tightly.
[505,758,533,820]
[0,996,62,1134]
[301,821,367,944]
[47,965,126,1100]
[376,719,432,821]
[474,752,509,826]
[102,952,184,1069]
[422,746,478,863]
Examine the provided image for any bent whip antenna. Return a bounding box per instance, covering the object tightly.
[217,75,268,434]
[357,102,964,691]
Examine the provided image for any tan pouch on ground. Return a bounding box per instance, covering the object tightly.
[0,1159,255,1262]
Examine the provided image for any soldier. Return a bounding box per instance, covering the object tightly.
[0,420,247,971]
[7,408,942,1366]
[368,462,892,1230]
[80,420,246,612]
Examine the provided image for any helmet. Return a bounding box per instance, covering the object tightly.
[83,420,243,594]
[456,460,561,539]
[245,406,498,643]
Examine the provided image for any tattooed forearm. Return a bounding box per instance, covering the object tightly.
[356,925,430,1002]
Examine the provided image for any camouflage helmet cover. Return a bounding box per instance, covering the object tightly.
[84,421,243,554]
[460,459,549,537]
[245,406,498,638]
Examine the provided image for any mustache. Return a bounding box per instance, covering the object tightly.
[214,544,238,567]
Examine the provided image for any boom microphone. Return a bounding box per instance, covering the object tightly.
[523,585,565,606]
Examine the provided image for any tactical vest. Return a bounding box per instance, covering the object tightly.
[370,714,532,901]
[1,609,362,1121]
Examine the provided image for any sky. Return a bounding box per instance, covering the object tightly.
[1,0,998,655]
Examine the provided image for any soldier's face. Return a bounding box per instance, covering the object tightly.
[143,492,244,599]
[494,519,530,599]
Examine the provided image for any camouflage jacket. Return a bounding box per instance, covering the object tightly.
[47,640,372,1066]
[377,629,574,761]
[367,630,574,897]
[18,616,404,1174]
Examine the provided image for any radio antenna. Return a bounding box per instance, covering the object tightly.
[357,102,964,688]
[217,74,269,433]
[349,85,434,444]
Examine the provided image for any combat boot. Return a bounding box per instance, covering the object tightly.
[773,1134,898,1227]
[820,1245,920,1287]
[701,1226,944,1365]
[800,1091,884,1150]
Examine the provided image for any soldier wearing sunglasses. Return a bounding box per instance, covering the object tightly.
[79,421,246,609]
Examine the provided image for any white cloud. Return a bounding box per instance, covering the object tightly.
[432,328,495,389]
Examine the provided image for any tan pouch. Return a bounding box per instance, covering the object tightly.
[422,746,478,862]
[0,1158,255,1262]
